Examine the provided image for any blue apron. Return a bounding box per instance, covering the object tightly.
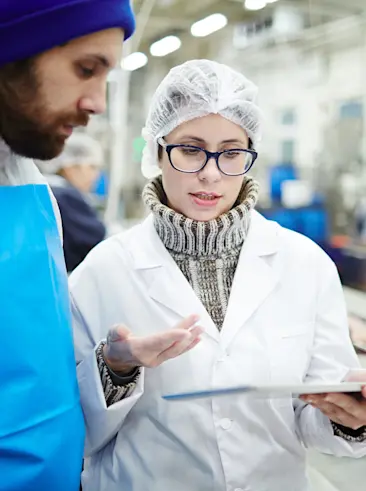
[0,184,85,490]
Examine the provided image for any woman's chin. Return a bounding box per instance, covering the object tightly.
[184,209,222,222]
[169,200,227,221]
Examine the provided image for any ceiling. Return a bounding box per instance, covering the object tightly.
[130,0,366,55]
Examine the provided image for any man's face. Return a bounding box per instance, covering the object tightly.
[0,28,123,160]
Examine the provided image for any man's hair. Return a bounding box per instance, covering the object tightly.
[0,56,35,79]
[0,56,38,102]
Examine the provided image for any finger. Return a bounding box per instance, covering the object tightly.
[181,336,201,354]
[302,392,365,416]
[300,394,327,406]
[175,315,201,331]
[362,386,366,399]
[153,327,202,364]
[149,318,202,353]
[151,329,192,351]
[185,325,203,338]
[157,333,199,363]
[314,401,363,430]
[304,394,366,430]
[323,393,366,420]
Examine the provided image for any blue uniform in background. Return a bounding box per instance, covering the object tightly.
[50,177,106,272]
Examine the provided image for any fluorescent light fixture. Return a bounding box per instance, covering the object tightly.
[150,35,182,57]
[121,52,148,71]
[191,13,228,38]
[266,0,279,3]
[244,0,267,10]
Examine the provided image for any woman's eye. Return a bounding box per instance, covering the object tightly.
[181,148,200,155]
[225,151,241,158]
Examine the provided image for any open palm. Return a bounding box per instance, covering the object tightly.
[103,315,203,373]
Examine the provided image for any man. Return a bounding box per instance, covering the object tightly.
[0,2,135,491]
[40,132,107,272]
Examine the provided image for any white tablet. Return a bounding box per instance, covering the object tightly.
[162,382,364,401]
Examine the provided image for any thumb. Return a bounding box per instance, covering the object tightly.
[107,324,132,343]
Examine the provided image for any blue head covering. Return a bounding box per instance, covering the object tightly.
[0,0,135,66]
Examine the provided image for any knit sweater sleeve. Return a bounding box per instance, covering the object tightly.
[95,342,141,407]
[331,421,366,442]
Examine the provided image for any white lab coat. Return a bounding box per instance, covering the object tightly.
[70,211,366,491]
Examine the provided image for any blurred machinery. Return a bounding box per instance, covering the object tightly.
[258,163,329,246]
[258,99,366,292]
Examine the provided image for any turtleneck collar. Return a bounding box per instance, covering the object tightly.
[142,176,259,257]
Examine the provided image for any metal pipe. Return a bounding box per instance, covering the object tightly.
[104,0,156,225]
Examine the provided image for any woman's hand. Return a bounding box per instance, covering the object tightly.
[301,370,366,430]
[103,315,203,374]
[300,389,366,430]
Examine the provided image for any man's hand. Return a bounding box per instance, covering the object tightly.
[103,315,203,375]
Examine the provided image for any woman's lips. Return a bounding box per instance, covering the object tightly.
[189,192,222,207]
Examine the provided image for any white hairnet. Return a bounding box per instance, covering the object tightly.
[36,132,104,174]
[141,59,262,179]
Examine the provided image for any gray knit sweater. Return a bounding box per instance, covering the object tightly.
[142,176,259,330]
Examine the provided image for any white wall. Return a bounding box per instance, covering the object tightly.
[214,21,366,177]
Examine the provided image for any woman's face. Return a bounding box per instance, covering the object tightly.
[159,114,250,221]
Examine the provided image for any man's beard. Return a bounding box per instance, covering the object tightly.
[0,63,89,160]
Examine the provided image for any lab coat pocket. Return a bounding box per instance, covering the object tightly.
[269,323,313,385]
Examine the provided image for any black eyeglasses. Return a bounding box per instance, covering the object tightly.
[158,138,258,176]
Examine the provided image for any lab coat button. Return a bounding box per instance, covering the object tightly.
[220,418,232,430]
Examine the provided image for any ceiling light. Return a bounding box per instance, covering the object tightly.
[191,13,228,38]
[244,0,267,10]
[121,52,148,71]
[150,35,182,57]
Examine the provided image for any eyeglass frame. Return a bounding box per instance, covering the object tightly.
[157,137,258,176]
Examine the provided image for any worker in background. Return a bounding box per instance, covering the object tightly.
[0,1,135,490]
[39,133,106,272]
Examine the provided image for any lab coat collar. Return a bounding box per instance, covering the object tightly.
[220,211,280,348]
[130,210,280,346]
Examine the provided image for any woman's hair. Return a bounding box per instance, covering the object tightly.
[156,90,254,161]
[141,60,262,179]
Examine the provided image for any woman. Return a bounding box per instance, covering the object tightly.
[71,60,366,491]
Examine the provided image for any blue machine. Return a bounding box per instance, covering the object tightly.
[269,164,297,203]
[261,164,329,245]
[260,205,329,244]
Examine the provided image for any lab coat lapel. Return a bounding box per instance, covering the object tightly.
[220,212,280,349]
[131,215,220,343]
